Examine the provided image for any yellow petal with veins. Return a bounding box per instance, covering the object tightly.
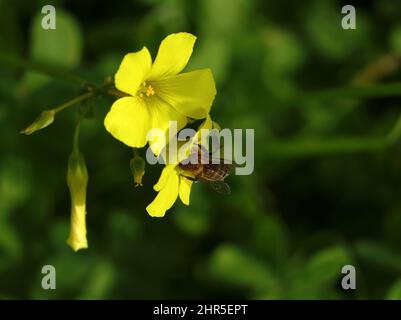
[154,164,176,191]
[153,69,216,119]
[179,176,193,205]
[147,32,196,80]
[104,96,151,148]
[147,96,187,156]
[115,47,152,96]
[146,167,180,217]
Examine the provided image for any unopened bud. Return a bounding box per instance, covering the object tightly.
[66,150,88,252]
[130,155,145,187]
[20,109,56,135]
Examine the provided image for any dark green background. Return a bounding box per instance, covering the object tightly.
[1,0,401,299]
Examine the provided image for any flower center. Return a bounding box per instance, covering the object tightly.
[139,82,155,98]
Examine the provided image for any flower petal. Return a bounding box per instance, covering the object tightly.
[67,204,88,251]
[153,69,216,119]
[198,114,213,130]
[154,164,176,191]
[115,47,152,96]
[146,168,180,217]
[179,177,193,205]
[147,32,196,80]
[192,114,213,149]
[104,96,151,148]
[212,121,221,130]
[147,96,187,156]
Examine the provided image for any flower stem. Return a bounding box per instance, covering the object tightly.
[264,112,401,159]
[107,88,128,98]
[301,82,401,100]
[0,51,87,86]
[54,91,97,113]
[72,120,82,154]
[264,137,385,159]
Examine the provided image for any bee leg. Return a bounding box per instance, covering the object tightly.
[181,175,198,182]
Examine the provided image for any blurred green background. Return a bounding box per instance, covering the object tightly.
[2,0,401,299]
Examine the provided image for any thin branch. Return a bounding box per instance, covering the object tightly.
[264,112,401,159]
[54,91,97,113]
[107,88,128,98]
[0,51,87,86]
[301,82,401,101]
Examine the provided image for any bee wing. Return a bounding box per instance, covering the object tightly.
[207,180,231,195]
[208,157,236,165]
[212,159,243,169]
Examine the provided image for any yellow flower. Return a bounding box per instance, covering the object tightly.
[104,32,217,155]
[146,115,217,217]
[146,164,192,217]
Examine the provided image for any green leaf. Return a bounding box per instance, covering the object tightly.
[300,246,351,289]
[200,0,251,35]
[0,223,22,271]
[78,260,116,299]
[30,9,82,68]
[305,0,369,60]
[109,210,142,256]
[389,25,401,54]
[251,215,288,265]
[21,9,83,92]
[188,36,231,84]
[0,157,32,214]
[209,244,277,292]
[261,26,305,75]
[354,241,401,272]
[386,278,401,300]
[173,186,211,237]
[29,253,93,299]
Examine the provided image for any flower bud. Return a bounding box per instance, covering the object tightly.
[66,149,88,251]
[20,109,56,135]
[130,154,145,187]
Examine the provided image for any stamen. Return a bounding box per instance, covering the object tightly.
[146,85,155,97]
[138,82,155,98]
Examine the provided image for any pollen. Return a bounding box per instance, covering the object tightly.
[146,85,155,97]
[139,82,155,98]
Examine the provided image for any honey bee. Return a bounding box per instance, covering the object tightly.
[178,144,233,194]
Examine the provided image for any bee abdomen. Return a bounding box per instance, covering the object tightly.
[202,164,230,181]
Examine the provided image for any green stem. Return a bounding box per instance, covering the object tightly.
[264,112,401,159]
[387,112,401,144]
[0,51,87,85]
[301,82,401,101]
[264,137,385,159]
[72,120,81,154]
[107,88,128,98]
[265,82,401,159]
[54,91,97,113]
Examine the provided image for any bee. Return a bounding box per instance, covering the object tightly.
[178,144,233,194]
